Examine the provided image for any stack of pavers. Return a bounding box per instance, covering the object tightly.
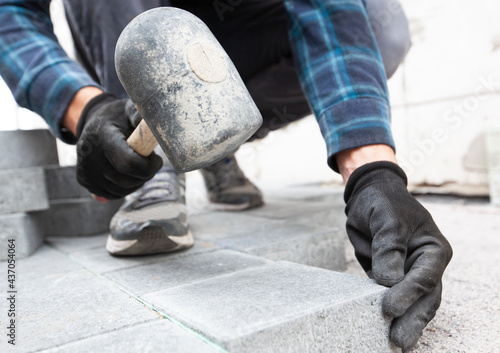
[0,129,122,260]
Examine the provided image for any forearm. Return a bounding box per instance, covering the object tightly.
[62,86,103,136]
[336,144,397,183]
[284,0,395,173]
[0,1,100,143]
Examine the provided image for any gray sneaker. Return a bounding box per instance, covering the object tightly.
[200,153,264,211]
[106,166,193,256]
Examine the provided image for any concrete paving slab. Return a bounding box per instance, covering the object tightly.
[210,222,345,271]
[0,167,49,214]
[245,199,326,219]
[263,184,345,203]
[144,261,399,353]
[244,199,347,231]
[45,233,109,254]
[68,240,219,274]
[190,211,283,240]
[38,319,221,353]
[191,211,345,271]
[44,165,91,200]
[0,129,59,170]
[33,198,122,236]
[293,205,347,231]
[15,246,82,281]
[104,250,270,296]
[0,246,159,352]
[0,212,44,260]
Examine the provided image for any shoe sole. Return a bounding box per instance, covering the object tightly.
[106,230,194,256]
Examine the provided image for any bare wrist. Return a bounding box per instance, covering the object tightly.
[336,144,397,184]
[62,86,103,136]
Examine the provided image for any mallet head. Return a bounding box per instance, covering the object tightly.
[115,7,263,172]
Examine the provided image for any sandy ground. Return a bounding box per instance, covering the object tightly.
[344,195,500,353]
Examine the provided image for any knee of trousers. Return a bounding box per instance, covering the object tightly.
[366,0,412,78]
[245,57,312,141]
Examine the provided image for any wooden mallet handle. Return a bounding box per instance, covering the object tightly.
[127,119,158,157]
[92,119,157,202]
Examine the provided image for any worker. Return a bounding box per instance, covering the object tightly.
[0,0,452,351]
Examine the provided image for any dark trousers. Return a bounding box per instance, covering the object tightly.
[64,0,409,139]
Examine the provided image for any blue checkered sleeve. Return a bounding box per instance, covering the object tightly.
[284,0,395,171]
[0,1,100,143]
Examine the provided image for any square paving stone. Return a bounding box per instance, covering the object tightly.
[189,212,283,240]
[13,245,83,282]
[104,250,271,296]
[69,240,219,274]
[1,246,158,352]
[44,165,91,200]
[0,129,58,170]
[244,199,331,219]
[0,212,44,260]
[0,167,49,214]
[45,234,109,254]
[244,199,347,231]
[211,222,345,271]
[37,319,220,353]
[144,262,400,353]
[33,198,122,236]
[263,184,344,203]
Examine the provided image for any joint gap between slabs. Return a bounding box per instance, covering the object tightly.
[45,243,229,353]
[32,318,158,353]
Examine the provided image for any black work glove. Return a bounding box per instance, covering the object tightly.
[76,93,163,199]
[344,161,453,352]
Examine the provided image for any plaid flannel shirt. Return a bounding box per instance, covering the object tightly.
[284,0,394,170]
[0,0,394,167]
[0,1,99,143]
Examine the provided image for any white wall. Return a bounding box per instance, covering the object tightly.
[241,0,500,191]
[389,0,500,194]
[0,0,77,165]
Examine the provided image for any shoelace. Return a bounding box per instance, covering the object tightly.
[131,166,180,209]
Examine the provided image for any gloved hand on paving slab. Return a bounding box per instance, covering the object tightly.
[344,161,453,352]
